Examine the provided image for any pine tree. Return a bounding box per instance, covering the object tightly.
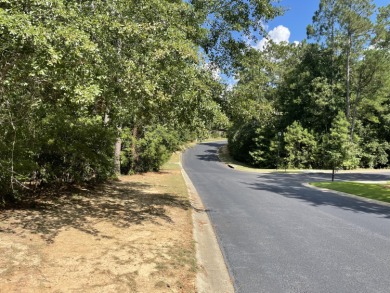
[322,111,360,181]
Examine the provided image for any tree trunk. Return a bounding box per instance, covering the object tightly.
[131,126,138,171]
[114,127,122,176]
[103,111,110,126]
[332,167,335,182]
[350,90,361,142]
[346,33,352,120]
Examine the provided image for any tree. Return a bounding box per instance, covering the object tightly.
[308,0,375,124]
[191,0,283,71]
[224,1,389,172]
[276,43,343,134]
[373,4,390,49]
[284,122,317,169]
[322,111,360,181]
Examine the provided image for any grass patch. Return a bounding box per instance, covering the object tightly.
[161,152,182,170]
[311,181,390,203]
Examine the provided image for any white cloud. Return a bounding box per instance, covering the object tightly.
[254,38,269,51]
[293,41,300,46]
[253,25,291,51]
[268,25,291,43]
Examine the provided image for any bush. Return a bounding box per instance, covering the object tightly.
[35,116,116,184]
[360,140,389,168]
[138,126,180,172]
[121,125,180,173]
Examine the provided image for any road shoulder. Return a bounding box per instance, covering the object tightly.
[180,154,234,293]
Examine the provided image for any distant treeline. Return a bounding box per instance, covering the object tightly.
[226,0,390,172]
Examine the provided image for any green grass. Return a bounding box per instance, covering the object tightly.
[311,182,390,203]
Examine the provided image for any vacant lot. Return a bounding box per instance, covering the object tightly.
[0,153,196,293]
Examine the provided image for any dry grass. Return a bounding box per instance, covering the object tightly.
[0,153,196,293]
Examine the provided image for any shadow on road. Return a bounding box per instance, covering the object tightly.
[194,141,227,162]
[242,172,390,219]
[196,150,219,162]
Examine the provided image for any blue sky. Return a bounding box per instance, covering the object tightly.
[263,0,389,44]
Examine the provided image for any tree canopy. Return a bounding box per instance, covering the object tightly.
[227,0,390,175]
[0,0,285,204]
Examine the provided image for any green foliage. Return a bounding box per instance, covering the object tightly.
[1,0,388,203]
[36,115,116,183]
[121,126,180,174]
[276,43,343,133]
[284,122,317,169]
[191,0,283,71]
[360,140,389,168]
[250,133,279,168]
[2,0,252,203]
[138,126,180,172]
[321,111,360,170]
[228,119,279,168]
[227,122,259,165]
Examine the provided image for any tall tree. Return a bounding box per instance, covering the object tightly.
[308,0,375,124]
[322,111,360,181]
[284,122,317,169]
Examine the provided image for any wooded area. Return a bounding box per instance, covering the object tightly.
[1,0,389,204]
[228,0,390,178]
[0,0,280,204]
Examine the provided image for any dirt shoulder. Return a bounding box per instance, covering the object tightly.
[0,153,196,293]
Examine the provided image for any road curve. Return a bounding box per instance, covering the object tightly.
[182,141,390,293]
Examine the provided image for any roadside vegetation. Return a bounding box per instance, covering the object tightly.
[311,181,390,204]
[218,145,300,173]
[2,0,388,200]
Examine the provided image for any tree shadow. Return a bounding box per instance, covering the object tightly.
[196,149,220,162]
[242,172,390,219]
[199,141,226,147]
[0,181,191,243]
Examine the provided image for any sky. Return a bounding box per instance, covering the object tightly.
[249,0,389,49]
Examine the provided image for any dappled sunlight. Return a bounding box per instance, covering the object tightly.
[0,180,191,243]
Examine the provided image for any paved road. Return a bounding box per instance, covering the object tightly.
[182,141,390,293]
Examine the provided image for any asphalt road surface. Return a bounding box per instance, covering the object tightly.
[182,141,390,293]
